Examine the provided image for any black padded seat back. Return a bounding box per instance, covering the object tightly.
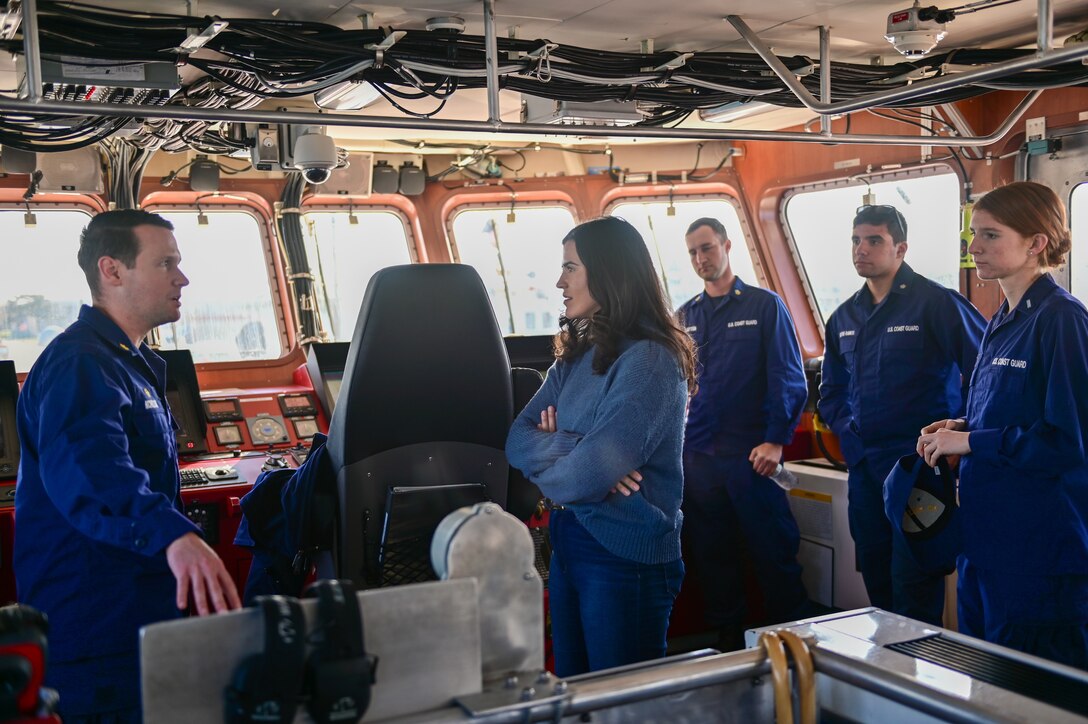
[326,264,515,585]
[328,264,513,465]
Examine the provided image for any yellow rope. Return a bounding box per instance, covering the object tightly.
[779,630,817,724]
[759,631,794,724]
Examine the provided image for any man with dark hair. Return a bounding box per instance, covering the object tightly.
[819,204,985,625]
[15,209,240,722]
[75,209,174,296]
[678,217,810,651]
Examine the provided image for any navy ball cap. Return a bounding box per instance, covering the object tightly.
[883,454,962,575]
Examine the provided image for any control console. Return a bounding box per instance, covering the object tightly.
[198,390,326,455]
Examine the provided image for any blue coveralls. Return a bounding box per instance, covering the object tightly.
[15,305,200,722]
[958,274,1088,668]
[819,263,985,625]
[234,433,334,602]
[679,277,809,631]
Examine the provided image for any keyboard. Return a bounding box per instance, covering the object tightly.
[179,468,209,488]
[179,466,240,488]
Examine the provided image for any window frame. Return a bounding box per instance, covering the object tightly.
[602,190,766,289]
[1068,180,1088,301]
[440,188,579,264]
[444,199,578,335]
[444,198,579,264]
[780,163,960,339]
[0,201,101,374]
[1022,126,1088,294]
[297,202,419,341]
[141,200,290,362]
[0,198,103,214]
[299,203,419,263]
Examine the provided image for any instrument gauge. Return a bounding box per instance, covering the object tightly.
[248,415,289,445]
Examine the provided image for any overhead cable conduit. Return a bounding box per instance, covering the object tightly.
[0,0,1084,151]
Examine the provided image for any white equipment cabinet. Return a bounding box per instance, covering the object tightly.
[784,459,870,611]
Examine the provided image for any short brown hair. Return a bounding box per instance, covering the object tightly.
[974,181,1071,268]
[77,210,173,296]
[686,217,727,239]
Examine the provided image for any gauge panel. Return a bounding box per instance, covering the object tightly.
[204,398,243,422]
[213,424,244,446]
[292,417,320,440]
[247,415,290,445]
[278,393,317,417]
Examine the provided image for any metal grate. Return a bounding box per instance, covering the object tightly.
[886,634,1088,717]
[378,483,489,587]
[380,536,436,587]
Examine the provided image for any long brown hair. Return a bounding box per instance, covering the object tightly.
[554,216,696,393]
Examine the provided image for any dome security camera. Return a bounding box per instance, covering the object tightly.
[885,28,946,58]
[302,165,333,186]
[885,4,947,58]
[292,128,338,185]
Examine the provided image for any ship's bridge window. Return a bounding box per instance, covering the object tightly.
[301,208,413,342]
[608,198,759,310]
[1070,182,1088,304]
[152,210,284,362]
[449,205,574,336]
[785,171,961,323]
[0,208,92,373]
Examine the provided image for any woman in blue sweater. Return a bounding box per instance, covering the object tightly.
[918,181,1088,668]
[506,216,696,677]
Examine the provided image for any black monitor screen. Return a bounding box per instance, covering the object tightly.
[0,360,19,478]
[157,349,207,455]
[165,390,189,440]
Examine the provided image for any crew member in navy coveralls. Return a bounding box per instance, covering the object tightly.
[677,217,809,651]
[919,182,1088,668]
[15,210,241,723]
[820,204,985,625]
[506,217,695,677]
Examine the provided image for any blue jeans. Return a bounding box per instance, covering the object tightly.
[548,509,684,677]
[682,450,808,628]
[958,557,1088,669]
[848,450,946,625]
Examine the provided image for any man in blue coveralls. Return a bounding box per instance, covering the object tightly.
[819,204,985,625]
[15,210,241,723]
[679,217,810,651]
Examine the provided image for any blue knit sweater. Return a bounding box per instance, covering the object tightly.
[506,338,687,565]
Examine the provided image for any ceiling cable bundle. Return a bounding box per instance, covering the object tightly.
[276,174,325,343]
[1,0,1086,152]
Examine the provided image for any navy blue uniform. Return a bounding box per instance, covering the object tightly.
[15,305,199,720]
[958,274,1088,667]
[679,278,809,632]
[819,263,985,624]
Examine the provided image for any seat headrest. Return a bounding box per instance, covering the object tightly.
[328,264,513,468]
